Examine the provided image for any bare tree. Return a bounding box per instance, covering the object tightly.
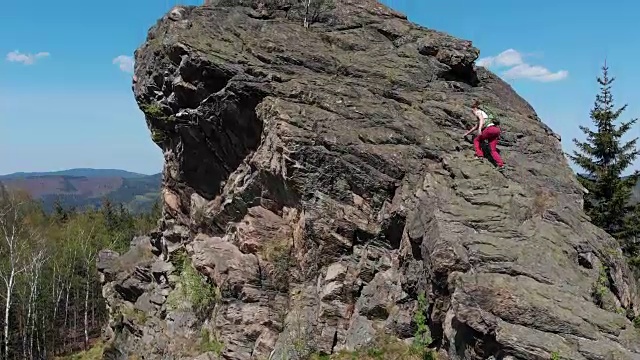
[62,249,75,352]
[50,258,66,354]
[0,191,32,359]
[79,226,97,351]
[24,247,47,359]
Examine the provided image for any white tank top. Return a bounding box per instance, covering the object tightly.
[474,109,494,128]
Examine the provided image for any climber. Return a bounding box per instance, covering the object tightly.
[463,100,505,171]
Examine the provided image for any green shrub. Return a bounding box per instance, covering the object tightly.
[150,129,167,143]
[593,265,609,306]
[140,103,166,119]
[411,292,436,359]
[200,328,224,356]
[167,253,220,315]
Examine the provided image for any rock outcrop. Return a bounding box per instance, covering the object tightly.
[99,1,640,359]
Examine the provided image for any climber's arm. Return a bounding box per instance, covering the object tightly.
[463,110,482,137]
[477,116,484,135]
[463,124,478,137]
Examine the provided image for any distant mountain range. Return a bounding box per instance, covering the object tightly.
[1,168,636,214]
[0,168,162,214]
[0,168,151,180]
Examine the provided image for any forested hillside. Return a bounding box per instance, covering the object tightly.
[0,171,161,214]
[0,185,160,359]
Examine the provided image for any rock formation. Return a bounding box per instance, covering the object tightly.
[99,0,640,359]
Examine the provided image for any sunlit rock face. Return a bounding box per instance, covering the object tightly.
[99,1,640,359]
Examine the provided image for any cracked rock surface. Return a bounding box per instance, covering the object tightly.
[99,0,640,359]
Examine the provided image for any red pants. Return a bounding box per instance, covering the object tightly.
[473,126,504,167]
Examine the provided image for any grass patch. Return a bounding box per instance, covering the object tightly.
[55,341,105,360]
[259,237,294,292]
[122,306,148,325]
[532,189,556,217]
[311,336,431,360]
[141,102,176,144]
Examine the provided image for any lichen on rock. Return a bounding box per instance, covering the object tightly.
[98,0,640,359]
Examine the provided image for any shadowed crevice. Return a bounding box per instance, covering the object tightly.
[180,83,266,200]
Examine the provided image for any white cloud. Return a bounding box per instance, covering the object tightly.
[503,63,568,82]
[477,49,568,82]
[112,55,134,73]
[477,49,523,68]
[6,50,50,65]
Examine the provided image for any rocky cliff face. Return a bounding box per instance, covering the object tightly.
[98,1,640,359]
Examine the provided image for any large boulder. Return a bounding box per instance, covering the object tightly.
[99,0,640,359]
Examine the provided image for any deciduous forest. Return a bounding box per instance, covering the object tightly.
[0,184,160,359]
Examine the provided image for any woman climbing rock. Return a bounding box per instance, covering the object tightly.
[463,100,505,172]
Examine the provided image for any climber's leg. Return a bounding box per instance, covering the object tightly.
[485,126,504,167]
[473,133,485,158]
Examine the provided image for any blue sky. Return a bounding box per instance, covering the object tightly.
[2,0,639,175]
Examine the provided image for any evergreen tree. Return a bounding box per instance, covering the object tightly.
[116,203,135,237]
[100,197,116,231]
[53,197,68,223]
[570,61,640,259]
